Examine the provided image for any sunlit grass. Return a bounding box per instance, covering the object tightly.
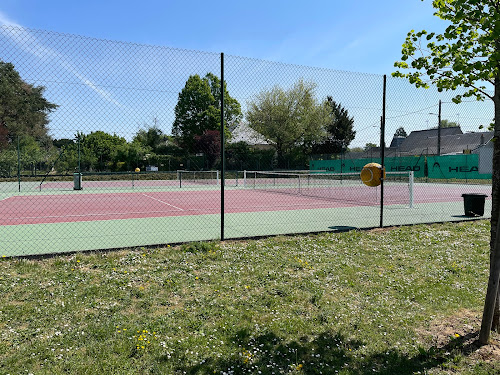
[0,220,498,374]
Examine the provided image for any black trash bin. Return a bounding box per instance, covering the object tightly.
[73,172,82,190]
[461,193,487,216]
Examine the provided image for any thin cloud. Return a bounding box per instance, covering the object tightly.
[0,12,124,109]
[0,10,22,27]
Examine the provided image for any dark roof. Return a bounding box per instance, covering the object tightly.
[406,126,463,138]
[342,127,493,160]
[397,127,493,155]
[389,136,405,148]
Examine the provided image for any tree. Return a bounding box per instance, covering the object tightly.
[80,131,127,171]
[0,61,57,149]
[172,73,242,152]
[194,130,221,169]
[0,147,16,177]
[313,96,356,154]
[18,135,44,175]
[440,119,460,128]
[53,138,76,149]
[364,143,378,151]
[246,80,330,167]
[112,141,150,171]
[393,0,500,344]
[348,146,365,153]
[53,140,78,174]
[133,126,168,153]
[394,127,408,138]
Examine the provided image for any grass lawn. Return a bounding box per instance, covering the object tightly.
[1,220,499,374]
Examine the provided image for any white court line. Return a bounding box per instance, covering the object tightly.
[5,209,185,221]
[142,194,184,211]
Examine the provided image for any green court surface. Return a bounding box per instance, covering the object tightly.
[0,199,491,257]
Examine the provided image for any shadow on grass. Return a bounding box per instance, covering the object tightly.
[328,226,359,232]
[167,329,495,375]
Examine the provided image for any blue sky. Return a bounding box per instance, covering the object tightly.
[0,0,446,75]
[0,1,492,148]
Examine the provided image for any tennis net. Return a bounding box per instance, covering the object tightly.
[35,170,234,191]
[243,170,414,207]
[177,170,245,187]
[177,170,219,186]
[36,171,180,191]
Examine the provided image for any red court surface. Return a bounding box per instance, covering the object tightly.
[0,184,491,226]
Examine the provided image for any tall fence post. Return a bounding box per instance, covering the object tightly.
[220,52,225,241]
[380,75,386,227]
[438,99,442,156]
[17,135,21,193]
[77,132,81,173]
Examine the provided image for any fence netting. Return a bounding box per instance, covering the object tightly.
[0,26,493,256]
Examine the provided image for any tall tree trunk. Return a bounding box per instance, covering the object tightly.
[480,73,500,344]
[493,296,500,331]
[276,144,285,169]
[492,76,500,332]
[0,121,9,149]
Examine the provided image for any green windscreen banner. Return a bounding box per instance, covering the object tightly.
[427,154,490,179]
[310,154,491,180]
[310,156,425,178]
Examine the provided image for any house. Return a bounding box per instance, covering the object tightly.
[341,126,493,160]
[228,123,273,150]
[394,126,493,156]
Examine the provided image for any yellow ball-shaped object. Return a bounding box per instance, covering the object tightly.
[360,163,385,187]
[135,167,140,172]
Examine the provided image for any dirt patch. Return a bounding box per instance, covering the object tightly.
[418,309,500,362]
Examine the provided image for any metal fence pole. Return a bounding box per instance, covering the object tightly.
[380,75,386,228]
[438,99,442,156]
[220,52,225,241]
[17,135,21,192]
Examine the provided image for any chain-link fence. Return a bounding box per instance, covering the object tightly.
[0,26,493,257]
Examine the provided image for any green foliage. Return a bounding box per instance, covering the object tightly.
[393,0,500,104]
[348,146,365,153]
[53,141,78,173]
[226,142,276,170]
[394,126,408,137]
[0,61,59,175]
[181,241,219,253]
[133,125,168,154]
[18,135,43,170]
[0,148,16,177]
[113,141,151,171]
[53,138,75,149]
[392,0,500,341]
[0,60,57,149]
[440,119,460,128]
[79,131,127,171]
[0,135,57,176]
[173,73,242,152]
[246,80,330,167]
[313,96,356,154]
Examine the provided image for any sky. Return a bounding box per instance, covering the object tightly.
[0,0,446,75]
[0,1,493,148]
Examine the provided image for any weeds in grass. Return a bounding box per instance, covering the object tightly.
[181,241,219,254]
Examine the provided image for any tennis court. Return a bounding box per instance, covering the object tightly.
[0,171,492,257]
